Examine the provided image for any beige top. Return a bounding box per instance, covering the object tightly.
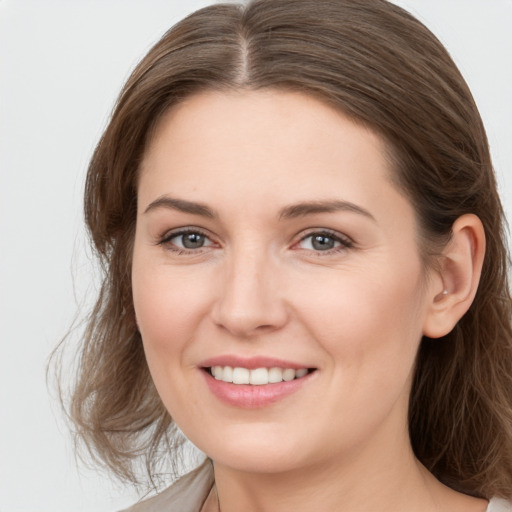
[120,461,512,512]
[119,460,214,512]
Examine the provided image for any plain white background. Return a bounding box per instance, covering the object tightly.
[0,1,511,511]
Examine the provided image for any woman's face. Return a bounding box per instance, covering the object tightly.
[132,90,438,474]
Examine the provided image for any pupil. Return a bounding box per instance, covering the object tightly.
[182,233,205,249]
[312,235,334,251]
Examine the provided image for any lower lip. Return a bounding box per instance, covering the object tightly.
[201,370,315,409]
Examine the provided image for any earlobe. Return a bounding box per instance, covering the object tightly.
[423,214,486,339]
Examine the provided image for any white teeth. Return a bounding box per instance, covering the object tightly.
[249,368,268,385]
[268,367,283,383]
[232,367,250,384]
[210,366,310,385]
[222,365,233,383]
[282,368,295,381]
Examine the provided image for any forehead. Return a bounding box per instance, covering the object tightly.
[139,90,397,204]
[144,89,388,159]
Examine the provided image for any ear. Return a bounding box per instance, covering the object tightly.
[423,214,486,339]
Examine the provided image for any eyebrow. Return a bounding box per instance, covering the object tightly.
[143,196,375,222]
[278,199,376,222]
[144,196,216,218]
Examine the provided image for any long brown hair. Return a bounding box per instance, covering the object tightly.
[60,0,512,498]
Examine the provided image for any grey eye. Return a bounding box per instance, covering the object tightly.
[299,233,341,251]
[178,232,207,249]
[311,234,337,250]
[161,228,215,252]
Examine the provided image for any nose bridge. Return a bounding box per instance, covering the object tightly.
[212,240,287,337]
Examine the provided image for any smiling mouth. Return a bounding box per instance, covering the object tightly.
[205,366,316,385]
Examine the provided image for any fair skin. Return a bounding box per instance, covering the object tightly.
[132,90,487,512]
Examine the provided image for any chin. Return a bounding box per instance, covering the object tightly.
[190,427,310,474]
[210,448,304,475]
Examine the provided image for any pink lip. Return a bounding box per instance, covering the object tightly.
[202,372,313,408]
[199,358,316,409]
[199,355,312,370]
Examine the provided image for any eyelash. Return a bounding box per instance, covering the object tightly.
[294,229,354,256]
[158,228,354,256]
[158,228,213,255]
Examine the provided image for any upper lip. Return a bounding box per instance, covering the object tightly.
[199,355,314,370]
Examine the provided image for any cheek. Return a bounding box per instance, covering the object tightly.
[295,262,426,443]
[131,256,214,362]
[131,262,206,414]
[296,259,426,374]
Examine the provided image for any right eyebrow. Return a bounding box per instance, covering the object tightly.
[143,196,216,218]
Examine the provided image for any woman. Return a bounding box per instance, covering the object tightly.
[66,0,512,510]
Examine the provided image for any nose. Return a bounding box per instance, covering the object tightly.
[211,248,289,338]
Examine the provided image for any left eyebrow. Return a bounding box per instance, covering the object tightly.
[278,199,376,222]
